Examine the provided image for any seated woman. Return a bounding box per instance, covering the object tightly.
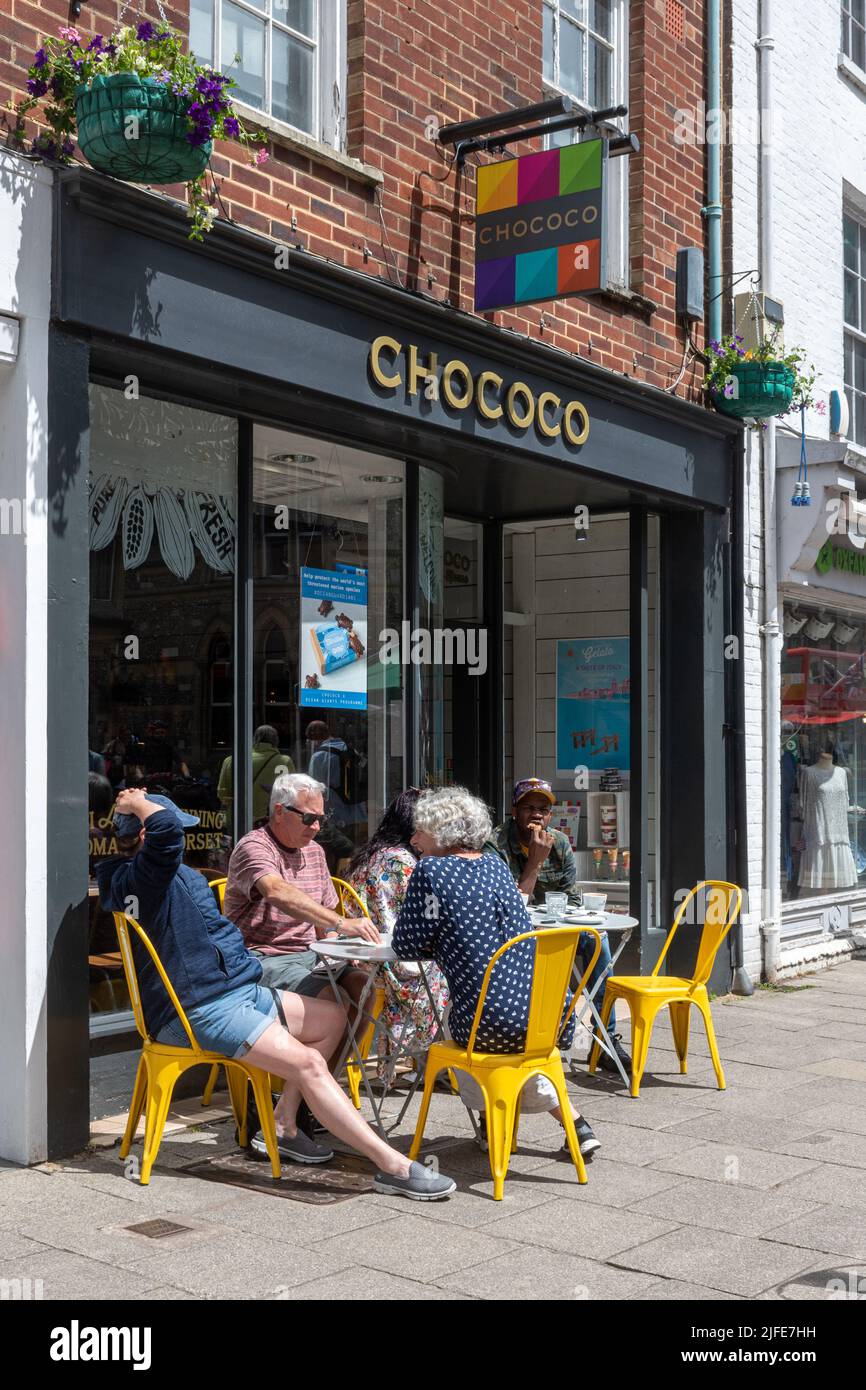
[392,786,600,1158]
[348,789,449,1081]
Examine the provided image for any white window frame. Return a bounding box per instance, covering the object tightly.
[193,0,346,150]
[844,208,866,447]
[842,0,866,72]
[542,0,630,291]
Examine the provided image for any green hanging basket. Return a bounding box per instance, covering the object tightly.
[75,72,211,184]
[712,360,796,420]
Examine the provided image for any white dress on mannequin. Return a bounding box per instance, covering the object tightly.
[797,761,857,890]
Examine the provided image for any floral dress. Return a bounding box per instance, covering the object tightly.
[349,847,449,1079]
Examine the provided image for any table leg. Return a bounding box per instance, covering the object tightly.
[567,928,634,1089]
[323,960,388,1139]
[385,962,448,1134]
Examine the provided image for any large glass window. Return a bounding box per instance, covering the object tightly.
[190,0,346,147]
[780,598,866,901]
[88,387,238,1020]
[542,0,629,288]
[252,427,405,869]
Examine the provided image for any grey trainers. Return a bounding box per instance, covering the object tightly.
[372,1160,457,1201]
[250,1129,334,1165]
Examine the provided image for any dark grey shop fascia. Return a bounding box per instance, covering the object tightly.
[53,170,740,515]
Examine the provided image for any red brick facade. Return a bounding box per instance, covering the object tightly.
[2,0,709,397]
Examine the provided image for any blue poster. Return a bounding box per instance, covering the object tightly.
[299,567,368,710]
[556,636,630,775]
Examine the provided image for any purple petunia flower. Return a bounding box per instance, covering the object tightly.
[723,381,735,399]
[137,21,157,42]
[709,339,720,352]
[27,76,48,97]
[33,47,48,68]
[224,116,240,137]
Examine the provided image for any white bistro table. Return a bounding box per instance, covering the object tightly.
[309,937,445,1138]
[527,906,639,1089]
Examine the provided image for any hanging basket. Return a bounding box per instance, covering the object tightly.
[75,72,211,184]
[711,360,796,420]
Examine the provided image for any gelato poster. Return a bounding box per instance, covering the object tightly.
[556,636,630,776]
[300,567,368,710]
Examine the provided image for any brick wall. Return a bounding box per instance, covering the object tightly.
[2,0,713,397]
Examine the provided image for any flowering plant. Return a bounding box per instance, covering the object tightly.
[703,328,824,416]
[11,22,267,238]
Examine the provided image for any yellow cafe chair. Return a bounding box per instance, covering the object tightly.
[201,877,228,1108]
[331,876,387,1108]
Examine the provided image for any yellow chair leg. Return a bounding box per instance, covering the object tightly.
[630,1002,658,1099]
[248,1069,282,1179]
[202,1063,220,1107]
[140,1061,181,1186]
[668,1000,692,1075]
[120,1055,147,1160]
[408,1064,439,1160]
[226,1070,251,1146]
[587,993,615,1074]
[347,1062,362,1109]
[550,1063,587,1184]
[511,1097,521,1154]
[696,991,726,1090]
[486,1089,516,1202]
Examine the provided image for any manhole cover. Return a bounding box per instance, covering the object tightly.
[124,1219,193,1239]
[182,1151,373,1204]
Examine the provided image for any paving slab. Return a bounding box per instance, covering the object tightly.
[608,1225,823,1297]
[127,1230,352,1299]
[663,1111,829,1153]
[572,1120,709,1167]
[636,1277,743,1300]
[772,1163,866,1215]
[0,1248,165,1301]
[7,1209,232,1273]
[774,1131,866,1170]
[439,1246,661,1300]
[651,1142,821,1190]
[310,1212,518,1281]
[176,1189,402,1241]
[511,1157,688,1210]
[627,1176,825,1237]
[763,1205,866,1260]
[286,1268,474,1300]
[482,1195,680,1259]
[801,1058,866,1083]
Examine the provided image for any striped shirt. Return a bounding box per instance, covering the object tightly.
[224,825,337,955]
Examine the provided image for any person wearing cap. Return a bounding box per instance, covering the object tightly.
[95,787,455,1201]
[487,777,631,1076]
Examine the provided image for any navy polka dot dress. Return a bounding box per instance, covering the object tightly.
[392,852,576,1054]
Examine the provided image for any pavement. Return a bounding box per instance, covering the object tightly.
[2,958,866,1301]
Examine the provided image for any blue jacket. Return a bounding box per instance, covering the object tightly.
[96,809,261,1038]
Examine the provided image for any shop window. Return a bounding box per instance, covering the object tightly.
[844,210,866,446]
[780,599,866,902]
[190,0,346,148]
[252,426,405,865]
[842,0,866,71]
[88,386,237,1025]
[542,0,629,289]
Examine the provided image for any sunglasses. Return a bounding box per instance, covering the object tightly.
[282,805,329,827]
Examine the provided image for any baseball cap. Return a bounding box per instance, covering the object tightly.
[113,794,200,838]
[512,777,556,808]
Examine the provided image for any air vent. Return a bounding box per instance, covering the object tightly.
[255,457,341,494]
[125,1218,192,1239]
[665,0,685,42]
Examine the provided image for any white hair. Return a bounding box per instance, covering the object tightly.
[270,771,326,818]
[413,785,493,852]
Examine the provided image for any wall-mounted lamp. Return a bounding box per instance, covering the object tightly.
[0,314,21,366]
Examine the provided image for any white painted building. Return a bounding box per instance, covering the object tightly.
[731,0,866,978]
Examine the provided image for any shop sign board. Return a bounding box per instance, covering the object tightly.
[300,567,368,710]
[816,538,866,580]
[474,140,606,312]
[556,636,630,776]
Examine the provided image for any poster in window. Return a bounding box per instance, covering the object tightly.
[300,567,368,710]
[556,636,630,776]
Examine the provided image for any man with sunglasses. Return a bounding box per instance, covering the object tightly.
[225,772,378,1005]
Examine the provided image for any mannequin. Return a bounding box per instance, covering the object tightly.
[797,748,857,892]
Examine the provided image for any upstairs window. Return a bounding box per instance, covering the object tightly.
[542,1,629,289]
[843,0,866,70]
[189,0,346,148]
[844,210,866,446]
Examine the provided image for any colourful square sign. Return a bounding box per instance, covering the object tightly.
[475,139,605,312]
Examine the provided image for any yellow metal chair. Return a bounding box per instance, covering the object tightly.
[410,926,602,1201]
[331,876,387,1108]
[113,910,282,1185]
[588,880,743,1099]
[201,877,228,1108]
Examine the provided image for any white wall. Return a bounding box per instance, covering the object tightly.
[0,150,52,1163]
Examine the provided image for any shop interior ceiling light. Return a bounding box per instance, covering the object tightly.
[361,474,402,485]
[805,613,835,641]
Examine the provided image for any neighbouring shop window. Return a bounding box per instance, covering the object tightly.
[252,427,405,868]
[542,0,629,288]
[88,386,237,1019]
[780,599,866,901]
[190,0,346,147]
[843,0,866,70]
[844,210,866,447]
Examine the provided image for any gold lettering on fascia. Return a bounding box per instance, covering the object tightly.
[368,339,590,447]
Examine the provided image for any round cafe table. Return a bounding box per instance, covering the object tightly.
[527,906,639,1089]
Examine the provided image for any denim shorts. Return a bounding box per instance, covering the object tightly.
[157,982,279,1059]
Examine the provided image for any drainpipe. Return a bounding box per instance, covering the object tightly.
[757,0,782,983]
[705,0,723,344]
